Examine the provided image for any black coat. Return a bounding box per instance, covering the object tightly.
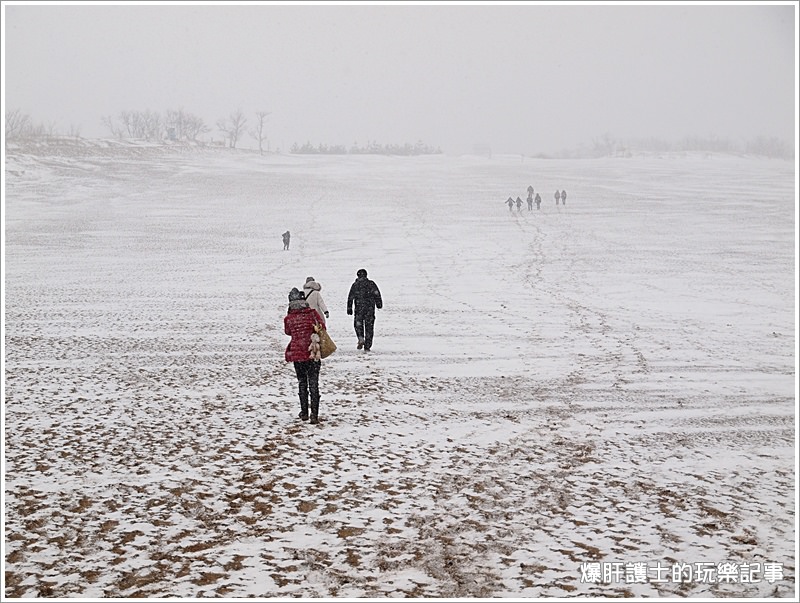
[347,277,383,317]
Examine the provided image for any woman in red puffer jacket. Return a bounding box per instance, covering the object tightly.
[284,287,325,424]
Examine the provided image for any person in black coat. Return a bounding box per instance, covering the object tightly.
[346,268,383,351]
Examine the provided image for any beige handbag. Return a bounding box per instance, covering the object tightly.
[314,323,337,358]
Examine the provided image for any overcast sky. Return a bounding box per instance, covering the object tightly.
[3,1,796,155]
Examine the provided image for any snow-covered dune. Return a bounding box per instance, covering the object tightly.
[3,143,796,597]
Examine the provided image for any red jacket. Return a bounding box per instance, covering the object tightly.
[284,306,324,362]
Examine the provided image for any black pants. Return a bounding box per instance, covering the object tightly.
[354,313,376,350]
[293,360,320,417]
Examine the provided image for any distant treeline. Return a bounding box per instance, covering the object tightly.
[560,133,794,160]
[6,107,268,152]
[6,107,214,145]
[6,107,443,156]
[290,140,442,156]
[5,108,792,159]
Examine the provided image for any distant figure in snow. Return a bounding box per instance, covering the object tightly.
[561,190,567,205]
[526,191,534,211]
[282,230,291,250]
[347,268,383,352]
[535,192,542,210]
[515,196,523,211]
[303,276,329,327]
[506,197,515,212]
[527,184,534,197]
[554,190,561,206]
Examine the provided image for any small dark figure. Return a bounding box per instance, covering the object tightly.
[347,269,383,352]
[284,287,324,424]
[506,197,514,212]
[527,185,534,197]
[561,190,567,205]
[526,191,534,211]
[535,193,541,210]
[282,230,291,250]
[515,196,523,211]
[554,190,561,206]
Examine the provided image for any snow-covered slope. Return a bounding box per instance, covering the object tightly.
[3,143,796,597]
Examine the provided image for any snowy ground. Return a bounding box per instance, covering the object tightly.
[3,141,796,598]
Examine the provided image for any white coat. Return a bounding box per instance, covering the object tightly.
[303,280,329,327]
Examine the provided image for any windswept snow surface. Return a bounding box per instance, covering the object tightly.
[3,142,797,598]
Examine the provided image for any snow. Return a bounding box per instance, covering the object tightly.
[2,140,797,599]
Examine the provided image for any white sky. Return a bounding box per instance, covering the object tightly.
[2,1,797,154]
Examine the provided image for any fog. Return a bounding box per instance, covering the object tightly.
[3,2,796,155]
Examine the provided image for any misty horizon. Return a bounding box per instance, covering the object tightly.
[5,105,795,158]
[3,2,797,156]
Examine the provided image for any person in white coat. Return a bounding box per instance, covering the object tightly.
[303,277,329,327]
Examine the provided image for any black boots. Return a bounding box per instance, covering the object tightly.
[297,375,320,424]
[298,396,309,421]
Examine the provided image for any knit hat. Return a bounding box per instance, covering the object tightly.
[306,276,315,283]
[357,268,367,278]
[288,287,305,302]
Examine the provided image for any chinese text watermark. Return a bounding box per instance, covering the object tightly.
[579,561,784,585]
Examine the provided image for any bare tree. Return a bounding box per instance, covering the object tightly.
[26,121,57,139]
[591,132,618,158]
[101,114,124,139]
[217,108,248,148]
[165,108,187,140]
[141,109,161,141]
[119,110,136,138]
[183,113,209,141]
[250,111,271,155]
[5,108,31,141]
[745,136,793,159]
[108,109,161,140]
[167,108,209,141]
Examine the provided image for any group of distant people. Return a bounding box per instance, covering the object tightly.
[506,185,567,211]
[282,263,383,426]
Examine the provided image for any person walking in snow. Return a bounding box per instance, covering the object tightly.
[282,230,291,250]
[506,197,514,212]
[284,287,325,424]
[347,268,383,352]
[535,192,541,210]
[303,276,329,327]
[554,190,561,206]
[527,184,534,198]
[526,190,534,211]
[561,190,567,205]
[515,196,523,212]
